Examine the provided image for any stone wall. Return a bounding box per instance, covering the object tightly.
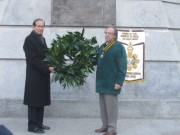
[0,0,180,118]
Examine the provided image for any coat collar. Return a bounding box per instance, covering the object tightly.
[30,31,47,48]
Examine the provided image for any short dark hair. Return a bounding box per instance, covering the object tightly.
[32,18,45,26]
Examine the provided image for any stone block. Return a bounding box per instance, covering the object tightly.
[172,31,180,52]
[0,0,51,25]
[0,27,104,59]
[116,1,169,27]
[163,0,180,4]
[163,2,180,28]
[118,0,180,2]
[49,27,105,46]
[159,100,180,118]
[0,99,26,118]
[1,99,180,119]
[0,27,30,59]
[1,27,179,61]
[145,30,180,61]
[117,29,180,61]
[0,0,9,23]
[0,60,25,99]
[0,59,98,100]
[51,72,98,100]
[121,62,180,100]
[51,0,116,26]
[1,60,180,101]
[0,60,180,118]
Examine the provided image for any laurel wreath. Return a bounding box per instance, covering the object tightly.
[44,28,98,89]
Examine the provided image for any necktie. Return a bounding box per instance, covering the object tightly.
[39,36,45,44]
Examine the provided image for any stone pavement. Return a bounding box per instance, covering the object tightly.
[0,118,180,135]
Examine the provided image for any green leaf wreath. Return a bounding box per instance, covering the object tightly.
[44,28,98,89]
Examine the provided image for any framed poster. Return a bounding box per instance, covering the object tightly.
[118,30,145,82]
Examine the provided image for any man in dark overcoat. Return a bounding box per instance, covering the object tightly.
[23,18,54,134]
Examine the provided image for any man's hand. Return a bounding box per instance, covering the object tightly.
[48,67,55,73]
[114,84,121,90]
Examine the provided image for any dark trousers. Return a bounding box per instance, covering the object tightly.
[28,106,44,129]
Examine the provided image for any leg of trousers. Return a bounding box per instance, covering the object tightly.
[99,94,118,133]
[28,106,44,129]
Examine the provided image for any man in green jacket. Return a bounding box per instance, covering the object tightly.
[95,27,127,135]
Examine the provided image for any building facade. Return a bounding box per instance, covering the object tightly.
[0,0,180,118]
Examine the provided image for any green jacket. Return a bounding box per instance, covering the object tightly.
[96,41,127,95]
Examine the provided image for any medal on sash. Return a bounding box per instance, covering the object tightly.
[101,52,104,58]
[101,40,116,59]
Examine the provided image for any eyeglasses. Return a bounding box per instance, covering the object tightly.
[35,25,45,28]
[104,32,114,35]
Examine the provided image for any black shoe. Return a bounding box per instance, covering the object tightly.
[95,128,107,133]
[39,125,50,130]
[28,127,44,133]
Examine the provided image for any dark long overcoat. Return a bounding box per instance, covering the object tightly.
[23,31,50,107]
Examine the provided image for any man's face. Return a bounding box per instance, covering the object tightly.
[33,20,45,35]
[104,28,116,43]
